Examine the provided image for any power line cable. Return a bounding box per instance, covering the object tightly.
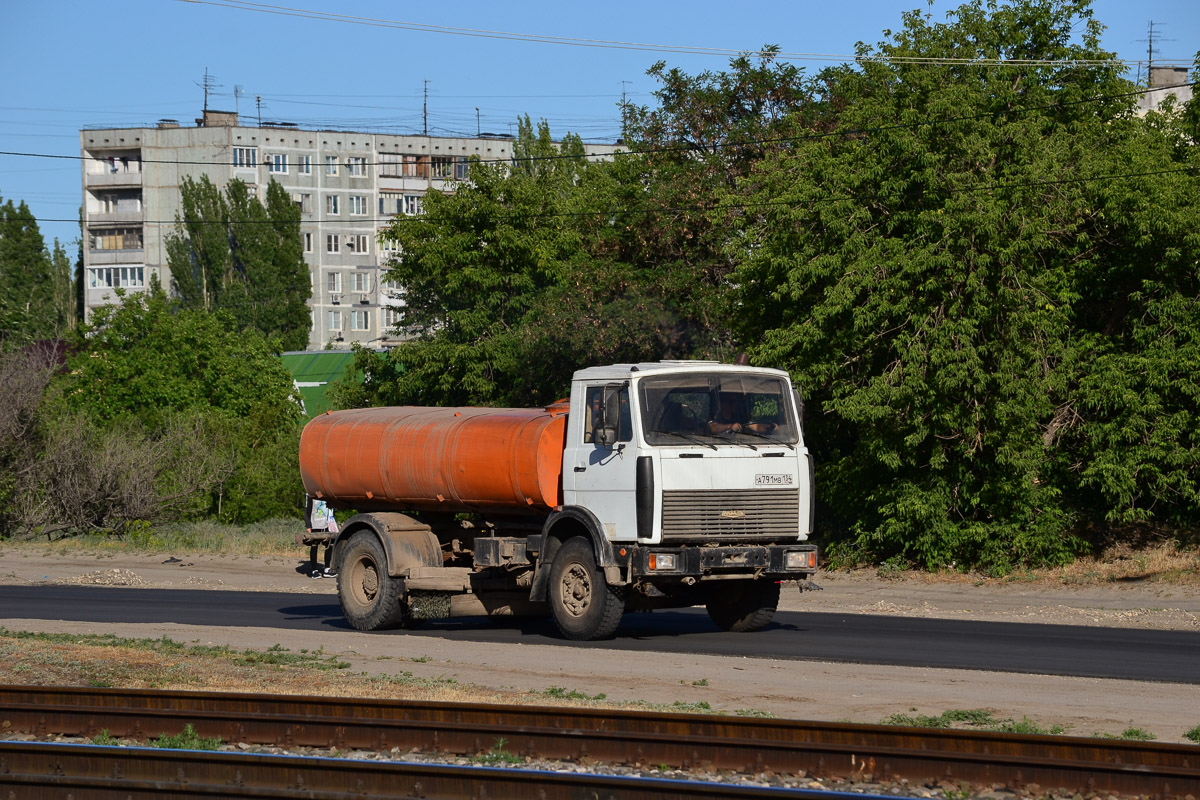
[6,78,1192,172]
[177,0,1191,68]
[42,165,1200,228]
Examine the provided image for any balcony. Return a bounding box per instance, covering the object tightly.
[86,170,142,188]
[87,249,144,265]
[87,211,143,225]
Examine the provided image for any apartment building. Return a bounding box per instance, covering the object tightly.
[80,110,618,349]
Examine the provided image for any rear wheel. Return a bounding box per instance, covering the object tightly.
[548,537,625,641]
[706,580,780,632]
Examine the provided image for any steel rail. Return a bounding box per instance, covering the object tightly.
[0,741,827,799]
[1,685,1198,797]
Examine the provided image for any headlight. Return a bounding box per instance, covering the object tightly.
[648,553,677,571]
[785,550,816,570]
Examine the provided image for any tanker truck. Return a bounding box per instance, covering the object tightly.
[298,360,817,640]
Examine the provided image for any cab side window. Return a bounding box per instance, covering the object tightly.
[583,386,632,444]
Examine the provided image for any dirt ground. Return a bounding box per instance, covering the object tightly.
[3,549,1200,743]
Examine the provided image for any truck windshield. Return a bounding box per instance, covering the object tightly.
[638,373,799,446]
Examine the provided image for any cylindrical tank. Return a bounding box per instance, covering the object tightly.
[299,403,569,515]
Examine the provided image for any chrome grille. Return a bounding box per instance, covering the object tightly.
[660,488,799,542]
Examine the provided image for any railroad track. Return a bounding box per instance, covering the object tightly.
[1,685,1197,798]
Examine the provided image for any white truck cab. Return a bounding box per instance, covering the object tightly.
[561,361,814,548]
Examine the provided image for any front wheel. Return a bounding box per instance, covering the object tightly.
[706,580,780,632]
[548,537,625,640]
[338,531,408,631]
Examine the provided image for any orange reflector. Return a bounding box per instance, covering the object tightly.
[648,553,656,570]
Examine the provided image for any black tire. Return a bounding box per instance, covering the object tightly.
[548,537,625,641]
[338,530,408,631]
[705,580,780,632]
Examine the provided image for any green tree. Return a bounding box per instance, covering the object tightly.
[730,0,1199,570]
[167,176,311,350]
[0,196,56,342]
[52,285,306,522]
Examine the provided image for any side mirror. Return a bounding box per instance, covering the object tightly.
[793,387,805,432]
[596,384,625,448]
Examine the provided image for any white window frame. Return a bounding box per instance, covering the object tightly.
[327,271,342,293]
[326,234,340,254]
[326,194,339,215]
[328,310,342,331]
[351,309,370,331]
[403,194,423,216]
[325,155,338,176]
[233,147,258,168]
[303,232,313,253]
[351,271,371,293]
[347,156,367,177]
[348,195,367,215]
[347,234,370,254]
[301,155,312,175]
[268,153,288,174]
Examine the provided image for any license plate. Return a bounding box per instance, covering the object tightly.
[754,473,793,486]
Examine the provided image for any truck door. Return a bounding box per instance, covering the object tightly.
[563,384,640,543]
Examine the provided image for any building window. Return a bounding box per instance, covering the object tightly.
[348,195,367,215]
[96,190,141,214]
[455,156,470,180]
[327,272,342,293]
[379,237,402,259]
[89,228,143,251]
[381,307,403,329]
[328,310,342,331]
[431,156,455,180]
[303,232,313,253]
[379,192,402,215]
[403,195,423,216]
[293,193,312,214]
[351,272,372,292]
[87,266,145,288]
[326,234,340,254]
[351,310,370,331]
[346,234,370,254]
[233,147,257,168]
[268,153,288,174]
[347,157,366,176]
[325,155,338,176]
[326,195,339,215]
[301,155,312,175]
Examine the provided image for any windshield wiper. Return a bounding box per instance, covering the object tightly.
[650,428,718,450]
[739,427,795,450]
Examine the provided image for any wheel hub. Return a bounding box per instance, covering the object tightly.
[560,563,592,617]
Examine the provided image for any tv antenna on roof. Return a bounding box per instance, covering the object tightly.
[1136,21,1175,80]
[197,69,221,113]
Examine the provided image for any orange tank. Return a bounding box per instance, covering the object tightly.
[299,404,569,515]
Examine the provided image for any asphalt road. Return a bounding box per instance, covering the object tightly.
[3,585,1197,684]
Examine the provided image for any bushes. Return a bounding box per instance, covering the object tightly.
[0,289,305,540]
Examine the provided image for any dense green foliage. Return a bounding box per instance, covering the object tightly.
[52,287,306,523]
[358,0,1200,571]
[729,1,1199,570]
[0,196,75,343]
[167,176,311,351]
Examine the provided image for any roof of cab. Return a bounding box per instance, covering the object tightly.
[571,360,791,382]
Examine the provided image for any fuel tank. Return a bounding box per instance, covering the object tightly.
[299,403,569,515]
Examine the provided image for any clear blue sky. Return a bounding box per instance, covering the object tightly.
[2,0,1196,248]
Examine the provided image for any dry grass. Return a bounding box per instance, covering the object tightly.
[0,629,687,713]
[862,541,1200,587]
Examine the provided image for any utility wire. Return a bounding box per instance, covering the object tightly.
[6,78,1194,171]
[44,165,1200,228]
[177,0,1192,68]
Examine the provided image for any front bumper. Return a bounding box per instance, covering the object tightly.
[616,543,817,580]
